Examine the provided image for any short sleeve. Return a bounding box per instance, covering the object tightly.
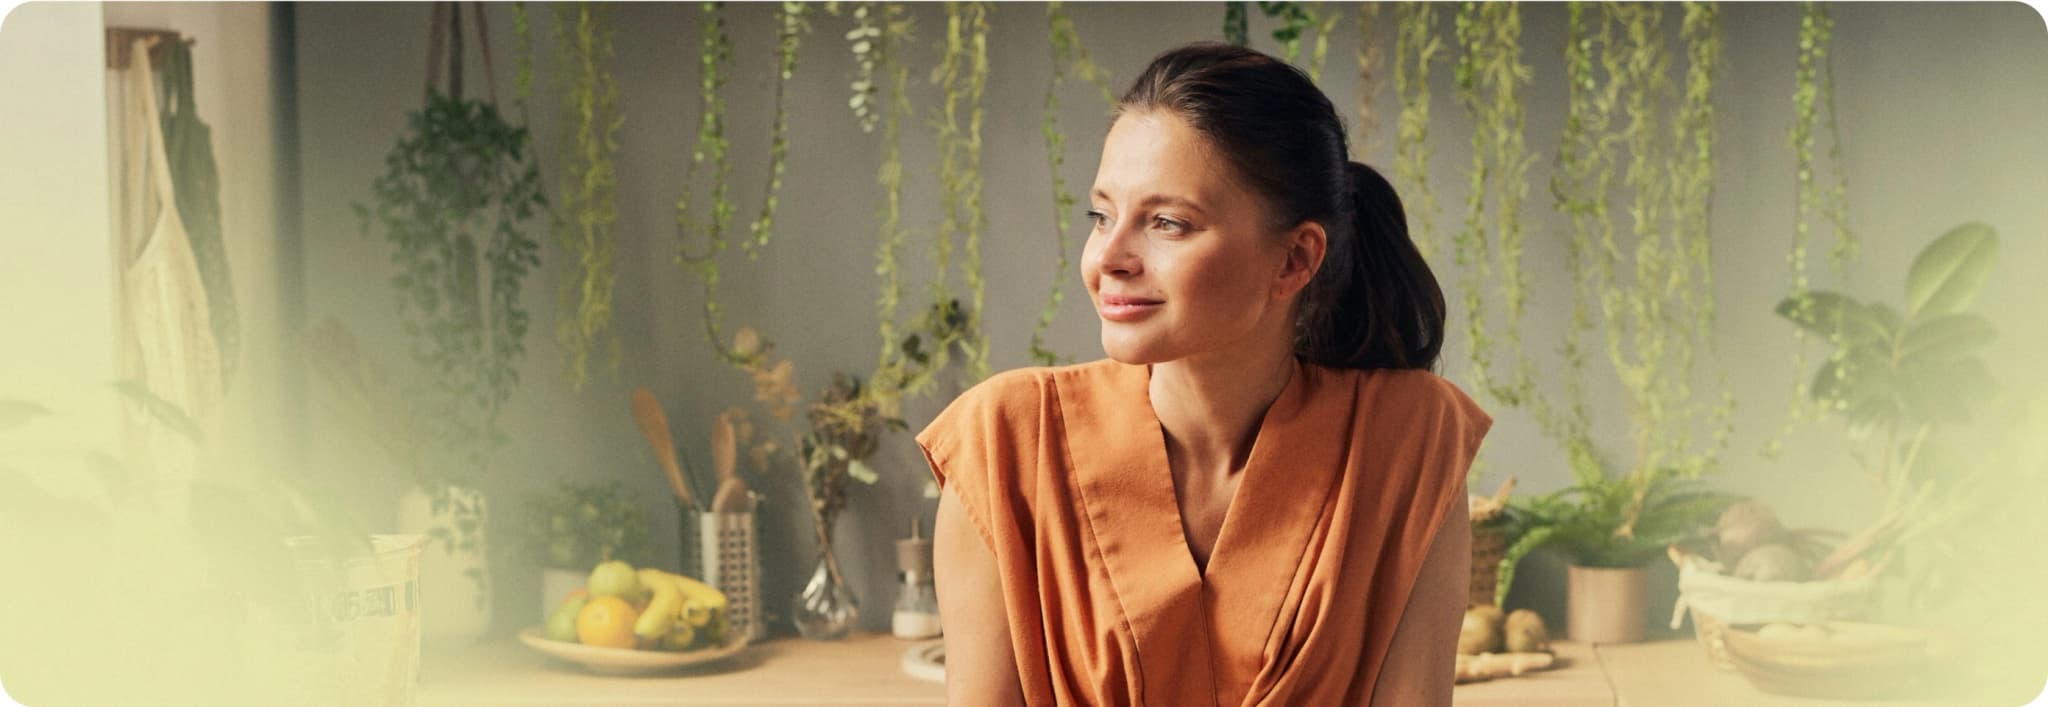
[914,369,1044,553]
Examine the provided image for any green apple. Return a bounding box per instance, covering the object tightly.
[587,560,647,603]
[545,594,588,642]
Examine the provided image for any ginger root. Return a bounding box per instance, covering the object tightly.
[1454,652,1557,684]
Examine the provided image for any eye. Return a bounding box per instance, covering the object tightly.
[1151,216,1187,234]
[1085,209,1111,230]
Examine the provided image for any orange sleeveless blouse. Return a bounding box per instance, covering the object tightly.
[916,357,1492,706]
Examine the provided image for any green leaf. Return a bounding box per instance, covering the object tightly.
[1495,525,1558,607]
[1905,222,1998,317]
[1900,312,1997,364]
[1774,290,1890,344]
[0,400,52,431]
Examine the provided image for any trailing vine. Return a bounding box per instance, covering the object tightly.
[1030,1,1115,367]
[511,2,533,121]
[1353,2,1383,157]
[846,2,883,134]
[925,2,994,385]
[742,1,812,259]
[1392,3,1443,261]
[551,1,622,391]
[1767,0,1855,456]
[674,2,812,370]
[1541,0,1613,444]
[1588,1,1728,500]
[862,2,928,416]
[1225,2,1249,46]
[1451,1,1535,408]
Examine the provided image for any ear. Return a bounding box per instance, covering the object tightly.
[1271,221,1327,301]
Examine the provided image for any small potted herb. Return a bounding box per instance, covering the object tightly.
[514,480,652,620]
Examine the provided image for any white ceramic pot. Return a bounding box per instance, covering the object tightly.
[540,567,586,621]
[396,484,492,644]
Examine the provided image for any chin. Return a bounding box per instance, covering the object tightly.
[1098,328,1174,366]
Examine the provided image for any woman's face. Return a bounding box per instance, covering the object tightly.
[1083,110,1309,365]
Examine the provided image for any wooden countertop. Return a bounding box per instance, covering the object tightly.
[416,632,1984,705]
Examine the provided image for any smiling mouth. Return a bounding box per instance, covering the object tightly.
[1098,301,1161,322]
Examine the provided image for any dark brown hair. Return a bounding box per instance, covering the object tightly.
[1117,42,1445,371]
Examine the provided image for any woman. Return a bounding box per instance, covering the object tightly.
[917,42,1490,706]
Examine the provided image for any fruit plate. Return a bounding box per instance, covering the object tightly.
[517,627,750,675]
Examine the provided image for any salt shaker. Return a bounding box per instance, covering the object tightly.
[893,518,942,639]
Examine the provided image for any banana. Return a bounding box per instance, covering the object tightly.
[633,578,681,648]
[645,569,730,645]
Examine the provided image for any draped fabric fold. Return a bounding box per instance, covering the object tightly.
[917,357,1491,706]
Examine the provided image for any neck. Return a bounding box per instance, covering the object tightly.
[1148,342,1298,474]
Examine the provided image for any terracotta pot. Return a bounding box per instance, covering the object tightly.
[1568,564,1649,644]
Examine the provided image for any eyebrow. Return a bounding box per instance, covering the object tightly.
[1089,189,1209,217]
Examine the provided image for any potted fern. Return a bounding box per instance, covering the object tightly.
[1499,436,1736,643]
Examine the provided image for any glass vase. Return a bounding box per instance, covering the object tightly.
[792,514,859,640]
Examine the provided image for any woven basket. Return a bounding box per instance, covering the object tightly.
[1672,554,1878,671]
[1470,525,1507,607]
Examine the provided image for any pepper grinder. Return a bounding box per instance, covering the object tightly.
[893,518,942,639]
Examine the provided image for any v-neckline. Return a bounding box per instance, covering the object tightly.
[1059,357,1357,705]
[1142,358,1296,581]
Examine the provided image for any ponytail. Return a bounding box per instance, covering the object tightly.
[1295,162,1446,371]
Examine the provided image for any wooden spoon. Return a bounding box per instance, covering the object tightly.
[631,389,699,513]
[710,413,751,513]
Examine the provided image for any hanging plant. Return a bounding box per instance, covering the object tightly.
[1590,1,1729,488]
[1352,3,1384,157]
[676,2,813,370]
[864,3,920,409]
[1029,1,1114,367]
[1540,0,1614,444]
[846,2,884,134]
[1768,0,1856,455]
[924,1,994,385]
[551,1,623,391]
[743,1,813,258]
[676,1,742,365]
[356,8,544,485]
[1450,1,1535,408]
[512,2,534,120]
[1224,2,1249,46]
[1392,3,1443,262]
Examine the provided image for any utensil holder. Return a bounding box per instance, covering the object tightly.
[680,497,766,644]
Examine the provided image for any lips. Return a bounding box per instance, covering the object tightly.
[1098,295,1162,322]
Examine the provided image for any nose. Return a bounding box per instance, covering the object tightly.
[1092,222,1143,278]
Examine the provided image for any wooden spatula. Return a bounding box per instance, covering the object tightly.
[631,388,699,513]
[710,413,752,513]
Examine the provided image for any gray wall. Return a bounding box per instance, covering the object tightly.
[291,2,2048,637]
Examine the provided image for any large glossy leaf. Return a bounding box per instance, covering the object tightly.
[1898,357,1995,426]
[1775,291,1893,345]
[1901,312,1998,364]
[1906,222,1999,317]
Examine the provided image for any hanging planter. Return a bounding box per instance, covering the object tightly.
[353,2,545,640]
